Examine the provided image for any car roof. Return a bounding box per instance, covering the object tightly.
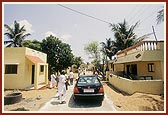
[78,75,98,78]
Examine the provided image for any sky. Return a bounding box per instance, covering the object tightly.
[3,2,165,63]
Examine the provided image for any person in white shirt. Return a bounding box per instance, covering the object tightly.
[69,70,74,85]
[65,73,70,90]
[50,72,56,88]
[58,71,66,104]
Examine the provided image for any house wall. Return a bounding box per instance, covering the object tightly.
[25,48,48,86]
[25,48,47,62]
[25,60,34,87]
[107,41,164,95]
[113,61,163,80]
[37,63,48,84]
[4,47,48,89]
[136,61,163,80]
[4,47,27,89]
[114,64,124,73]
[108,74,164,95]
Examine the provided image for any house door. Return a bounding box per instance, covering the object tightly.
[31,65,35,84]
[131,64,137,75]
[126,65,130,75]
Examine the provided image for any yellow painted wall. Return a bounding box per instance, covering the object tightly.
[114,64,124,73]
[136,61,163,80]
[4,47,27,89]
[114,50,164,80]
[4,47,48,89]
[109,74,164,95]
[142,50,163,61]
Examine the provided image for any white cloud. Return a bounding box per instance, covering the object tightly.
[45,31,57,37]
[61,34,72,42]
[18,20,34,33]
[74,24,78,28]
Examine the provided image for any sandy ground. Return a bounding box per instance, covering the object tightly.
[3,81,164,112]
[103,82,164,111]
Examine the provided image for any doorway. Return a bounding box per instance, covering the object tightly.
[31,65,35,84]
[131,64,137,75]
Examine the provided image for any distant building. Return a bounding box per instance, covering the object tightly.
[4,47,48,89]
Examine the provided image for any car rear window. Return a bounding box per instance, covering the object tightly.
[77,76,101,86]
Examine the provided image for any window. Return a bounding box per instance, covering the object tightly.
[5,65,18,74]
[148,63,155,72]
[40,65,44,72]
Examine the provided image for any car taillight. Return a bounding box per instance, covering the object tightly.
[74,85,79,94]
[98,85,104,93]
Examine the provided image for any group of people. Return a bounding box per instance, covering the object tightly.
[49,70,74,104]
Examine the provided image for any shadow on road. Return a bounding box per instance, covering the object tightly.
[50,101,60,105]
[68,94,102,108]
[49,97,60,105]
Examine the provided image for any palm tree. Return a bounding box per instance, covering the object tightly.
[4,20,31,47]
[157,8,164,24]
[100,38,116,60]
[110,19,139,52]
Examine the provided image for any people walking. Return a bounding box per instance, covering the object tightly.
[50,72,56,89]
[58,71,66,104]
[65,72,70,90]
[69,70,74,85]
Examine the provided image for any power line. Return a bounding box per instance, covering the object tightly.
[140,6,162,25]
[127,4,141,23]
[130,5,150,24]
[57,4,112,25]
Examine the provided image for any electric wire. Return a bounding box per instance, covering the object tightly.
[130,5,151,25]
[57,4,112,25]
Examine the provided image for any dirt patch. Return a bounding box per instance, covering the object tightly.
[103,82,164,111]
[3,82,164,111]
[4,86,56,111]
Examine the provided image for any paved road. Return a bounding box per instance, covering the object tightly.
[39,83,117,112]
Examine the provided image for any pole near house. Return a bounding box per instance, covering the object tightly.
[152,26,158,42]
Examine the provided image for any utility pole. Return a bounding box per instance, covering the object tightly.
[152,26,158,42]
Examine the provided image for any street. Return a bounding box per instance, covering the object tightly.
[39,83,117,112]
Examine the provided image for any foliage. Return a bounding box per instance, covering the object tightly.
[100,38,116,60]
[110,19,139,53]
[73,56,83,69]
[84,41,100,66]
[22,40,42,51]
[4,20,31,47]
[157,8,164,24]
[58,42,74,71]
[41,35,74,73]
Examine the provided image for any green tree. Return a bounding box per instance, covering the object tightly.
[110,19,139,52]
[100,38,116,60]
[84,41,100,66]
[22,40,42,51]
[58,42,74,70]
[41,35,74,74]
[4,20,31,47]
[73,56,83,69]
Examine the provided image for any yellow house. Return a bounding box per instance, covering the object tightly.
[4,47,48,89]
[107,41,164,95]
[113,41,164,80]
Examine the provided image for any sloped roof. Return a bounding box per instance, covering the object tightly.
[26,55,44,63]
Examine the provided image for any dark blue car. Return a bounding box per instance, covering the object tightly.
[73,75,104,102]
